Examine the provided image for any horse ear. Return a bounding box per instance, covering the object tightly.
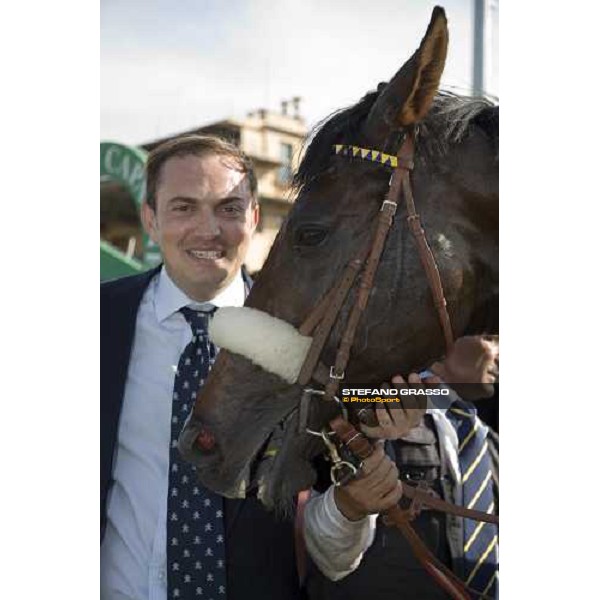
[364,6,448,140]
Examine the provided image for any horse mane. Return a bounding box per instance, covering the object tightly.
[293,89,497,192]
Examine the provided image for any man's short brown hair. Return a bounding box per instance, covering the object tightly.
[145,134,258,210]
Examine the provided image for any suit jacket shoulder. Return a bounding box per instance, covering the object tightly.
[101,269,158,310]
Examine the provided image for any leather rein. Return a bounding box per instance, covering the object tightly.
[294,131,498,600]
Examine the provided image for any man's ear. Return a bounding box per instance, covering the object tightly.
[250,200,260,232]
[141,202,160,244]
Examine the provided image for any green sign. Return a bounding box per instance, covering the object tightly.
[100,141,147,204]
[100,141,161,267]
[101,239,146,280]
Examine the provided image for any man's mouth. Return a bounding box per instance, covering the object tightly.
[187,249,225,260]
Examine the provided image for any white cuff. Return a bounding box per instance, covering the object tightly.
[303,486,377,581]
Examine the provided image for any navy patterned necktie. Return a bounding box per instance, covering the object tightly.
[167,306,226,600]
[447,401,498,599]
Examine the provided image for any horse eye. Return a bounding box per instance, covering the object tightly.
[294,225,328,248]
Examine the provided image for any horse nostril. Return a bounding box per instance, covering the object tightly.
[195,426,216,451]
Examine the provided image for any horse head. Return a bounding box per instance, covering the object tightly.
[180,7,498,512]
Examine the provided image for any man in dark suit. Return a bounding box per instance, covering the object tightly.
[101,135,302,600]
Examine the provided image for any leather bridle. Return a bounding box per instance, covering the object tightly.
[294,130,498,600]
[296,130,453,395]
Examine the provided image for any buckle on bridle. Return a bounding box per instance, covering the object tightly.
[330,461,359,487]
[311,426,360,487]
[380,199,397,214]
[329,366,345,380]
[302,388,348,436]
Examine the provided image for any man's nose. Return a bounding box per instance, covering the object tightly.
[192,208,220,238]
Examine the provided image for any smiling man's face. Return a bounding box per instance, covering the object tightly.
[142,153,259,301]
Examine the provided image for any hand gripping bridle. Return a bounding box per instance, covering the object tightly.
[295,131,498,600]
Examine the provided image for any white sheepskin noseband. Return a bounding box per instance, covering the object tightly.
[208,307,312,384]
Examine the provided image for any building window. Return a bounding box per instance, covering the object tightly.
[278,143,293,185]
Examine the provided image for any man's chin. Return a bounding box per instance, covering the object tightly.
[187,260,240,292]
[166,257,238,301]
[191,263,232,287]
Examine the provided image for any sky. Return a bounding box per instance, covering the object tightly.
[101,0,498,145]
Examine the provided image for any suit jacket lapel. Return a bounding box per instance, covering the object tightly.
[101,270,159,481]
[104,268,159,420]
[241,265,253,297]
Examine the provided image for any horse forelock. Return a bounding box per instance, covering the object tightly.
[292,90,380,193]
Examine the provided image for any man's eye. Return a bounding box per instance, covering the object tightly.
[173,204,190,212]
[222,205,242,215]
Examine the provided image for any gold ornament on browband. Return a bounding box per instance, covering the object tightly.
[333,144,398,168]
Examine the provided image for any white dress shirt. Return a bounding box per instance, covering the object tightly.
[100,268,245,600]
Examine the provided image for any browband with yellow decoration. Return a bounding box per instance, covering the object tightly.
[333,144,398,168]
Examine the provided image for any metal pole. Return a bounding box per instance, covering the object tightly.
[473,0,485,96]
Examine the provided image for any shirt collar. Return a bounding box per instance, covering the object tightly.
[154,266,246,323]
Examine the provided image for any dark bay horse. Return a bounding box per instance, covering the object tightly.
[180,7,498,513]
